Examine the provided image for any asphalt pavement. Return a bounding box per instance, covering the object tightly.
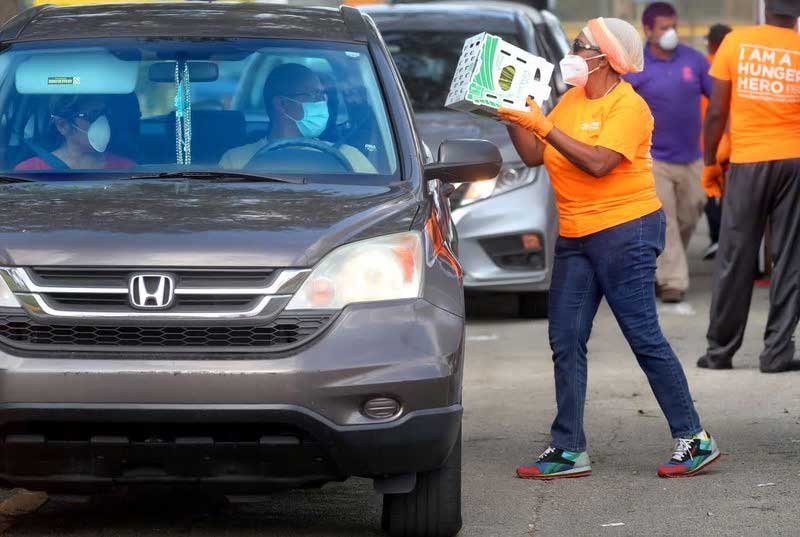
[1,226,798,536]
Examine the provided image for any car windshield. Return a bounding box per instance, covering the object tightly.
[0,38,399,184]
[382,31,522,112]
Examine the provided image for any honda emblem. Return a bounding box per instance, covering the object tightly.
[129,274,175,309]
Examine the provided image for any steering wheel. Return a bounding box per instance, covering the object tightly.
[248,138,355,173]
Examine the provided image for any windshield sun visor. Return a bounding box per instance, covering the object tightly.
[15,51,138,95]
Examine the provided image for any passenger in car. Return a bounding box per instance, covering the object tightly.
[219,63,376,173]
[15,95,135,171]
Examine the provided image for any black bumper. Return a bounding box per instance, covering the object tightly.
[0,403,462,494]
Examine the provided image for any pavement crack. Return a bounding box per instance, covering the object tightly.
[526,482,549,536]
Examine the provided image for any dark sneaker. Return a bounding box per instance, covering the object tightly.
[659,287,684,303]
[703,242,719,260]
[760,360,800,373]
[517,447,591,480]
[697,355,733,370]
[658,431,721,478]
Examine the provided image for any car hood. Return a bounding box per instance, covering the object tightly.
[415,111,520,166]
[0,180,418,267]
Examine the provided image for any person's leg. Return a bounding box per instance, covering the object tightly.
[705,197,722,245]
[675,159,706,249]
[760,159,800,372]
[702,163,769,368]
[548,237,603,453]
[588,210,701,438]
[703,197,722,260]
[653,160,689,295]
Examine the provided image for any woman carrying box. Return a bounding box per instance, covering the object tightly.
[498,17,719,479]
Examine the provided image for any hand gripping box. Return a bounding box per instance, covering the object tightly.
[445,33,554,119]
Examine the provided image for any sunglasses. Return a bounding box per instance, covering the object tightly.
[572,38,602,54]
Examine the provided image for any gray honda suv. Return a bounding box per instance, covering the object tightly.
[0,3,502,536]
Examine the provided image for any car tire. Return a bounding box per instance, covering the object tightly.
[518,292,548,319]
[381,428,462,537]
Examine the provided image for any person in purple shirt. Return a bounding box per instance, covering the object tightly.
[625,2,713,304]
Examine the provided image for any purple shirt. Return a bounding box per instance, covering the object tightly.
[624,44,712,164]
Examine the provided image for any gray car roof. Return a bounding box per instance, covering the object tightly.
[1,2,362,43]
[362,1,547,33]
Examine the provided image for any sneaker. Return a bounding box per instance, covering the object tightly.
[703,242,719,260]
[517,446,591,480]
[658,431,721,478]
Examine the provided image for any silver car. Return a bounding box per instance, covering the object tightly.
[364,1,570,317]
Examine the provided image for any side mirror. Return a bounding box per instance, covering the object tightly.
[424,139,502,184]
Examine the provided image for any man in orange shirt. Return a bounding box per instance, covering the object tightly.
[699,0,800,373]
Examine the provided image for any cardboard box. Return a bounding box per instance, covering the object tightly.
[445,33,554,119]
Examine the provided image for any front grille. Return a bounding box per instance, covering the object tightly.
[29,268,278,313]
[4,267,308,319]
[0,314,332,351]
[29,268,276,289]
[47,294,255,308]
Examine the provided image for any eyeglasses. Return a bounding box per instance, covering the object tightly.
[572,38,602,54]
[284,90,327,102]
[72,109,107,123]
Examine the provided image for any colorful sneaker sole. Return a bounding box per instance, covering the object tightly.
[517,468,592,480]
[658,450,722,478]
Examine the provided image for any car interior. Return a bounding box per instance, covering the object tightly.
[0,42,397,178]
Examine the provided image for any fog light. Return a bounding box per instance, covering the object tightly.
[363,397,401,420]
[521,233,542,251]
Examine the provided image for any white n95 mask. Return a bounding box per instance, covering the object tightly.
[559,54,605,88]
[75,115,111,153]
[659,28,679,51]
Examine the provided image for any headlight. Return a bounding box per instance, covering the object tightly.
[286,232,423,310]
[0,275,19,308]
[458,164,538,207]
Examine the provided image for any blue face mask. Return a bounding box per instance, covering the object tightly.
[286,99,329,138]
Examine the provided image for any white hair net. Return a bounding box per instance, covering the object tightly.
[586,17,644,74]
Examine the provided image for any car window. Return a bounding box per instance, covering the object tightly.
[533,18,570,98]
[0,38,399,183]
[381,31,522,112]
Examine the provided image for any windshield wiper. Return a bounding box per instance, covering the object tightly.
[125,171,306,184]
[0,176,36,184]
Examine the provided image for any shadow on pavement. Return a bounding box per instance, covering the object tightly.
[5,481,384,536]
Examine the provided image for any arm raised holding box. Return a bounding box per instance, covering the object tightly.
[500,97,623,178]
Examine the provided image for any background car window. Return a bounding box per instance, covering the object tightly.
[533,18,570,98]
[382,32,522,112]
[0,39,399,182]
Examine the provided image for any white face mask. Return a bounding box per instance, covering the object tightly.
[285,98,329,138]
[659,28,679,51]
[74,115,111,153]
[559,54,605,88]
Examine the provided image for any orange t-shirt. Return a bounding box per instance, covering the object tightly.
[544,81,661,238]
[709,25,800,163]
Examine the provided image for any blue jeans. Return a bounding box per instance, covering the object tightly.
[548,210,702,452]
